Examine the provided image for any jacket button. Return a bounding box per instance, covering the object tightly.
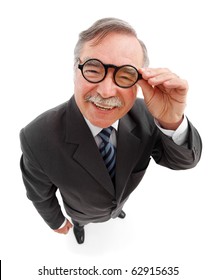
[112,200,117,205]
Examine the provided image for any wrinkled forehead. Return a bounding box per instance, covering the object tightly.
[80,33,144,67]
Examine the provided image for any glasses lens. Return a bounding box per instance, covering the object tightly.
[115,66,139,88]
[82,59,105,82]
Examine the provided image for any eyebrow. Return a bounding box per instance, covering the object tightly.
[82,57,92,63]
[120,67,137,75]
[85,60,103,67]
[81,58,138,72]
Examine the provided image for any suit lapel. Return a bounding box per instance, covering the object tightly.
[65,97,115,197]
[115,114,141,201]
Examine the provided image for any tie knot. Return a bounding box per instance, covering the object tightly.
[99,126,113,143]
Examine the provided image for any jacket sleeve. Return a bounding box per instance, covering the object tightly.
[20,129,65,230]
[152,120,202,170]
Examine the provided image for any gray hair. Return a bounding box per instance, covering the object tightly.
[74,17,149,68]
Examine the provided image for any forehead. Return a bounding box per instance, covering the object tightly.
[80,33,143,67]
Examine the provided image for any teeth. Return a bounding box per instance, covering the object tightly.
[94,103,114,110]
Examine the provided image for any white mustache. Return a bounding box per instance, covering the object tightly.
[85,94,123,108]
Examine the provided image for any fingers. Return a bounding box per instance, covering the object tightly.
[137,67,188,126]
[65,220,73,232]
[139,68,188,90]
[137,77,154,103]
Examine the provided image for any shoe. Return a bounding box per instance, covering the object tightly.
[73,226,85,244]
[118,210,126,219]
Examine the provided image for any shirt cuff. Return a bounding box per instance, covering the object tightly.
[58,218,67,229]
[155,116,189,145]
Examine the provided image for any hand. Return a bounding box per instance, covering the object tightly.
[138,68,188,130]
[54,219,72,234]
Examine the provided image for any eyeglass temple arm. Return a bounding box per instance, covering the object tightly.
[138,73,143,80]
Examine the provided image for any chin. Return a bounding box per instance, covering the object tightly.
[90,119,115,128]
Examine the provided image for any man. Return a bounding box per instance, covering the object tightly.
[20,18,202,244]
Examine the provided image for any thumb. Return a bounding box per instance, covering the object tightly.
[66,219,73,228]
[137,72,154,102]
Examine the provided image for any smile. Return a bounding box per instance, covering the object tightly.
[93,102,116,110]
[85,94,123,111]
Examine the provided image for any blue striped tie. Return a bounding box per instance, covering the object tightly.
[99,127,116,179]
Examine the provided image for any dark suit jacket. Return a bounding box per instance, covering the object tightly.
[20,96,202,229]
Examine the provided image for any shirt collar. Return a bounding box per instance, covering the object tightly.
[84,117,119,137]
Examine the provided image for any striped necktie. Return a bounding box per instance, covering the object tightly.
[98,127,116,179]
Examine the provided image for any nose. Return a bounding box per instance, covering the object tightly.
[96,71,118,98]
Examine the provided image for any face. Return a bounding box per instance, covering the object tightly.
[74,32,143,128]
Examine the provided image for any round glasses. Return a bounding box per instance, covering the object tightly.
[78,59,142,88]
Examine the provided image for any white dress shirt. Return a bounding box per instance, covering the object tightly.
[85,116,189,146]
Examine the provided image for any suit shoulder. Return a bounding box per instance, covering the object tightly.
[130,98,155,125]
[133,98,150,112]
[20,100,68,150]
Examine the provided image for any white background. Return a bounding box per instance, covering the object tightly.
[0,0,215,279]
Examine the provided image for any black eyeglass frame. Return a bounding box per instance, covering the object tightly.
[78,58,142,88]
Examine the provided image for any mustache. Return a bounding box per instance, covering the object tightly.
[84,93,123,108]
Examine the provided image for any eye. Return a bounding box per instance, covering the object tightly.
[118,74,134,81]
[84,67,101,74]
[83,61,104,76]
[82,60,105,82]
[116,67,138,86]
[83,66,103,77]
